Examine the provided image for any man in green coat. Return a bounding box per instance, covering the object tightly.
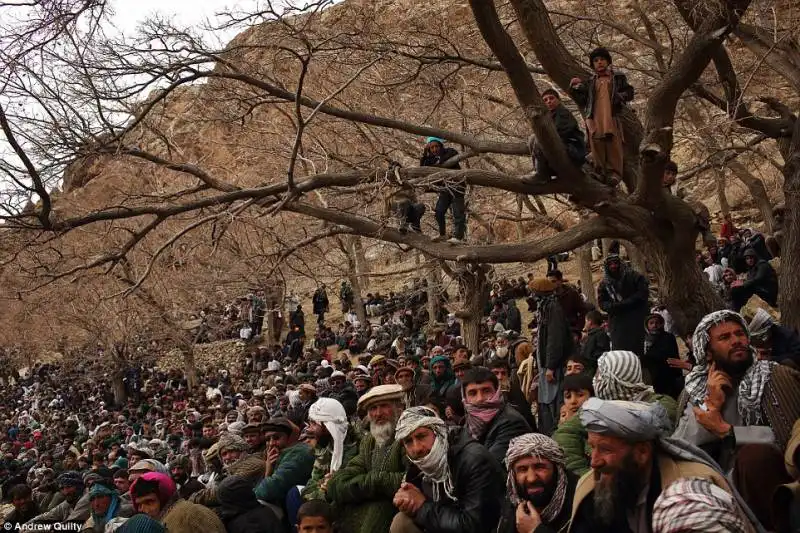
[253,417,315,520]
[327,384,406,533]
[553,350,677,477]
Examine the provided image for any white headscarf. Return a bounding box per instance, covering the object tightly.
[308,398,349,473]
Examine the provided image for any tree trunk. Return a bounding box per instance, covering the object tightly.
[779,120,800,331]
[633,221,724,337]
[516,194,524,240]
[353,237,369,291]
[426,263,442,326]
[715,172,730,217]
[112,372,127,406]
[624,240,648,276]
[579,243,596,305]
[184,347,198,389]
[455,264,488,355]
[728,160,774,234]
[345,237,367,325]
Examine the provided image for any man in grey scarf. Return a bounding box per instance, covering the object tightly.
[390,406,505,533]
[568,398,763,533]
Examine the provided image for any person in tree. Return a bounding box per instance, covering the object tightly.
[597,255,649,355]
[420,137,466,244]
[312,285,329,326]
[662,160,678,194]
[525,88,587,184]
[569,47,634,186]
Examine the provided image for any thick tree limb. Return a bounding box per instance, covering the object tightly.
[287,201,631,263]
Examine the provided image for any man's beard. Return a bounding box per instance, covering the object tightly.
[516,471,557,509]
[714,347,754,378]
[370,421,396,447]
[496,346,509,358]
[593,453,647,527]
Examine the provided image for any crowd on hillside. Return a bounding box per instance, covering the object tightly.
[2,45,800,533]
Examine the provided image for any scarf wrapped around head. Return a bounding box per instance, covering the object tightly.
[308,398,348,473]
[593,351,654,401]
[395,406,456,502]
[652,477,747,533]
[505,433,568,523]
[89,483,120,529]
[685,310,775,425]
[462,386,504,439]
[130,472,177,519]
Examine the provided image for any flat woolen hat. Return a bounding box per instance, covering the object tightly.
[357,384,403,412]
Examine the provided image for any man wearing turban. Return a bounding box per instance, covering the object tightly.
[390,406,504,533]
[568,398,761,533]
[496,433,578,533]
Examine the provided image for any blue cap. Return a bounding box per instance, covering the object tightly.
[425,136,445,145]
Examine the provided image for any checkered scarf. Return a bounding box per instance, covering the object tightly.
[652,477,746,533]
[505,433,568,523]
[593,351,653,401]
[685,310,775,425]
[395,406,456,502]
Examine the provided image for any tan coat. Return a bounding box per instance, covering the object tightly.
[568,454,756,533]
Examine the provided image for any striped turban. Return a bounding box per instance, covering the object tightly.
[593,351,653,401]
[505,433,568,523]
[395,406,455,502]
[652,477,746,533]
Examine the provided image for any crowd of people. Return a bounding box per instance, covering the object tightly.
[2,45,800,533]
[2,231,799,533]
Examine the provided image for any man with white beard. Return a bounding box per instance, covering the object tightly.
[327,384,407,533]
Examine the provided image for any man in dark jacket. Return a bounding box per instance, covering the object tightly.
[597,255,649,355]
[322,371,359,417]
[312,286,329,326]
[569,47,634,185]
[289,305,306,335]
[548,270,586,334]
[731,248,779,309]
[216,475,286,533]
[420,137,466,243]
[526,89,587,184]
[531,278,573,435]
[505,298,522,334]
[496,434,578,533]
[4,484,40,527]
[460,367,531,466]
[580,310,610,370]
[391,407,505,533]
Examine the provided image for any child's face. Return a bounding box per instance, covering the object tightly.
[565,360,585,376]
[564,389,591,416]
[647,317,664,333]
[298,517,333,533]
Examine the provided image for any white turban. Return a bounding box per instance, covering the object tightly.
[308,398,348,473]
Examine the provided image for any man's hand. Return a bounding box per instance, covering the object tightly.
[265,447,280,477]
[705,364,733,411]
[516,501,542,533]
[394,482,426,515]
[693,406,732,439]
[319,472,332,493]
[545,369,556,383]
[570,77,582,87]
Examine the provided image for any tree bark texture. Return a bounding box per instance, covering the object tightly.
[728,160,774,233]
[715,173,730,217]
[456,264,489,356]
[345,236,367,325]
[579,243,597,306]
[779,119,800,331]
